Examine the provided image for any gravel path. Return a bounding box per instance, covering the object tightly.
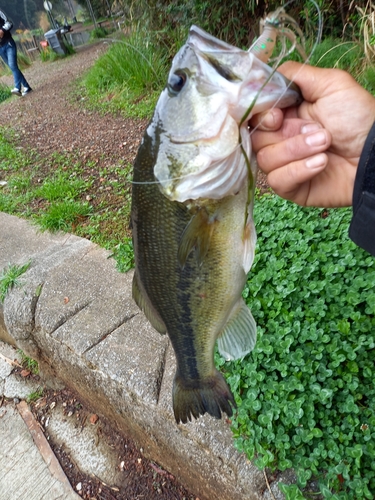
[1,41,146,170]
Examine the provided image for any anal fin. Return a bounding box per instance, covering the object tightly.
[132,272,167,334]
[217,299,257,361]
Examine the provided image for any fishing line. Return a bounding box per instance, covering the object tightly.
[131,175,196,185]
[238,0,322,206]
[130,0,323,187]
[247,0,323,139]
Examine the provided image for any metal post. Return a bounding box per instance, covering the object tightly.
[48,10,57,29]
[86,0,98,29]
[44,0,58,29]
[66,0,76,21]
[104,0,117,30]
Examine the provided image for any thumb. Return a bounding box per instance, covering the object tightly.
[250,108,284,131]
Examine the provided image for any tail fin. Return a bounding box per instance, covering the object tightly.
[172,370,236,424]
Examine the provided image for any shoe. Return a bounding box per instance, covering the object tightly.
[11,88,22,96]
[22,87,33,96]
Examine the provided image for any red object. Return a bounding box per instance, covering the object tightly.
[40,40,49,48]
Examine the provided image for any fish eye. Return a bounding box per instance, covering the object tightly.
[168,72,187,94]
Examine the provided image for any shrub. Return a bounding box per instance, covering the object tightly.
[0,83,11,103]
[83,28,169,118]
[84,29,168,94]
[89,27,108,40]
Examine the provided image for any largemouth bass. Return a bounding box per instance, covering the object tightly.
[131,26,300,424]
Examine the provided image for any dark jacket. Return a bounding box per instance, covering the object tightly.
[0,9,13,47]
[349,121,375,256]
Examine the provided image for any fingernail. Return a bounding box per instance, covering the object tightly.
[305,153,326,169]
[301,123,322,134]
[305,131,327,147]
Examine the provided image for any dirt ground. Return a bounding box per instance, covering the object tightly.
[30,385,198,500]
[4,359,197,500]
[0,42,146,173]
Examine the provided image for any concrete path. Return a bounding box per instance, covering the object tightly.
[0,343,79,500]
[0,212,293,500]
[0,404,79,500]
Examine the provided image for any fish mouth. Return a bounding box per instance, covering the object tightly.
[186,24,302,122]
[236,64,302,124]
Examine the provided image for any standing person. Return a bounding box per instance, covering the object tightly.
[0,8,32,96]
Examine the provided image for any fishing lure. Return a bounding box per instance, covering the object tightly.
[250,6,308,64]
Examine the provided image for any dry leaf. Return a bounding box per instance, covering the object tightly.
[90,413,99,425]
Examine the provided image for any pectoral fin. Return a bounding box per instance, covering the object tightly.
[178,208,217,268]
[242,216,257,273]
[132,272,167,334]
[217,299,257,361]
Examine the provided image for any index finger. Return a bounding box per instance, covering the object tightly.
[277,61,349,103]
[250,117,317,152]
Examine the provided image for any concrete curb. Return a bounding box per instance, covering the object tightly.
[0,212,291,500]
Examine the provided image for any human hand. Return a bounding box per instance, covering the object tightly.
[250,61,375,207]
[0,30,4,39]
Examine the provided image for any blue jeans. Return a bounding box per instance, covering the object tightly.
[0,39,30,91]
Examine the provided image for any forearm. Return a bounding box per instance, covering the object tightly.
[349,121,375,256]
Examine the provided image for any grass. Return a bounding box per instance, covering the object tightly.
[0,83,11,104]
[38,200,93,232]
[89,27,108,40]
[39,42,75,63]
[40,47,60,63]
[18,350,39,375]
[0,261,31,303]
[0,128,134,272]
[81,29,169,119]
[26,388,44,403]
[34,173,90,202]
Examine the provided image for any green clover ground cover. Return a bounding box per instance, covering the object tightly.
[219,195,375,499]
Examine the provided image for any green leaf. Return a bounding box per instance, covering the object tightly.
[278,483,306,499]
